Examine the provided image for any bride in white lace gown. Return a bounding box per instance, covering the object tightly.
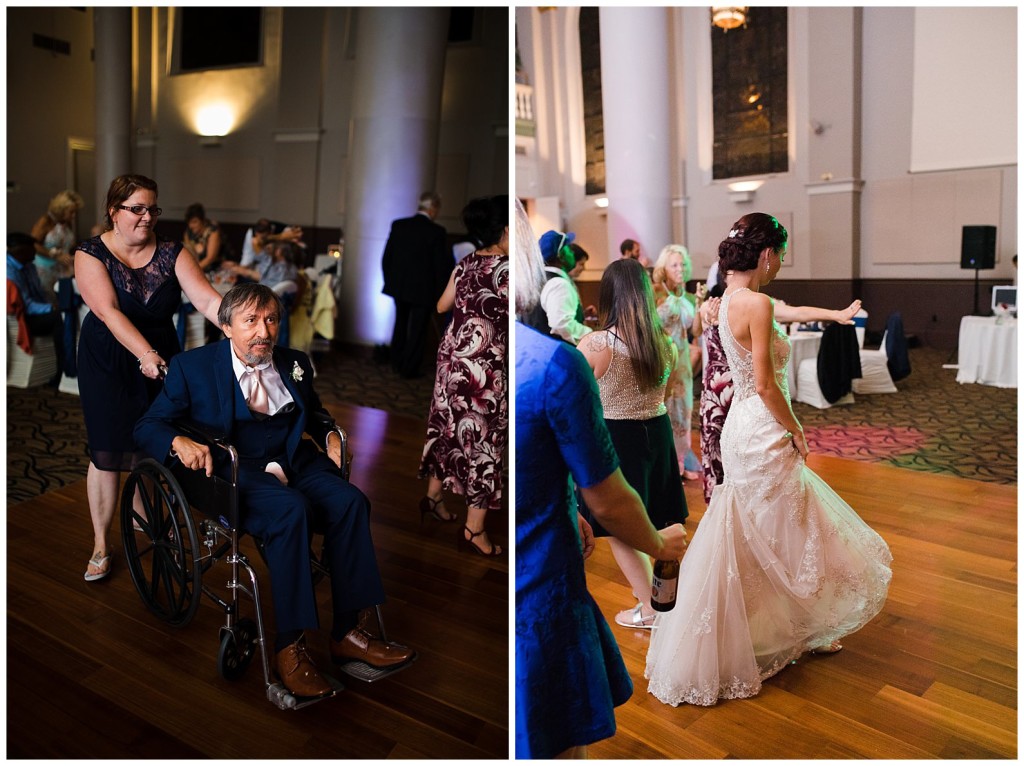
[645,213,892,707]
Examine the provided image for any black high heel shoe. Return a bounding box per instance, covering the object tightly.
[460,526,502,557]
[419,496,456,523]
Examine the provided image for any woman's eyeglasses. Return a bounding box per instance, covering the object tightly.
[118,204,162,217]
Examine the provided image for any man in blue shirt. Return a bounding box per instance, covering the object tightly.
[7,232,58,337]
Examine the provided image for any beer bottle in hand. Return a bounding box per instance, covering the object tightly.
[651,556,680,612]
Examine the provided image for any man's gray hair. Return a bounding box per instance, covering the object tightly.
[418,191,441,213]
[218,282,282,327]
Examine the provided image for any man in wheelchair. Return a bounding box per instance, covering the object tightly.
[135,283,414,698]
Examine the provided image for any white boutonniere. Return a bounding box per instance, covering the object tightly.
[291,361,304,382]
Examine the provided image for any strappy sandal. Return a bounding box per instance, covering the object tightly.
[615,602,655,629]
[419,495,456,523]
[460,526,502,556]
[84,551,111,582]
[810,640,843,654]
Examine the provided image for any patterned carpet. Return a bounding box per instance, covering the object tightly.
[792,346,1016,485]
[5,344,1016,504]
[6,344,436,504]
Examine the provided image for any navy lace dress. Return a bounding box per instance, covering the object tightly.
[515,322,632,759]
[77,236,185,471]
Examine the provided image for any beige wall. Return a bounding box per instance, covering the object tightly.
[516,5,1017,286]
[7,7,509,240]
[7,7,97,236]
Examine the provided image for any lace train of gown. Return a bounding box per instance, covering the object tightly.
[645,289,892,707]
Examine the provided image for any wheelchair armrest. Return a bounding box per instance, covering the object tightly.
[328,425,351,481]
[172,420,240,488]
[167,421,241,529]
[175,419,227,446]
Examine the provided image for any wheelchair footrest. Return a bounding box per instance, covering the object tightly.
[266,674,344,711]
[334,649,416,683]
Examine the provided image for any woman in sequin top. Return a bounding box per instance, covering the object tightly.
[577,258,690,630]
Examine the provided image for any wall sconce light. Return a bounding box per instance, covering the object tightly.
[594,197,609,208]
[727,180,763,203]
[196,103,234,145]
[711,6,748,31]
[327,243,343,260]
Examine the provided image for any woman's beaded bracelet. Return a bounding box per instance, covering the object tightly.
[137,349,159,365]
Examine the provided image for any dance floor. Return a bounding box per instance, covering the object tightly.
[585,451,1017,759]
[6,403,509,759]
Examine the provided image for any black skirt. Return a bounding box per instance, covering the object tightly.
[582,412,688,538]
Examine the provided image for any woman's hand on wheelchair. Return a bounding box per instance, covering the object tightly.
[171,435,214,477]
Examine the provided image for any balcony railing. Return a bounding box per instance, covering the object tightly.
[516,82,535,137]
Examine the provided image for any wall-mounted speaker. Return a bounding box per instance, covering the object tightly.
[961,225,996,270]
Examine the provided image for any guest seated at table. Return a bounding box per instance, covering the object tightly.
[240,218,304,268]
[7,232,60,336]
[134,282,415,698]
[182,203,224,273]
[223,240,299,289]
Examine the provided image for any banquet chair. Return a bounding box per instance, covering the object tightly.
[271,279,298,350]
[883,312,911,382]
[795,323,860,409]
[177,299,211,350]
[853,308,868,349]
[6,281,58,389]
[56,278,91,396]
[852,330,898,394]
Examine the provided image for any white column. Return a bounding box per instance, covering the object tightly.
[599,7,673,262]
[341,7,449,346]
[93,8,133,224]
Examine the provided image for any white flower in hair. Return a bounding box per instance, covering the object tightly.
[729,228,740,238]
[291,361,304,382]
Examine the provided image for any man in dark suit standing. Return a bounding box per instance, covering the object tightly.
[381,191,453,378]
[135,283,414,699]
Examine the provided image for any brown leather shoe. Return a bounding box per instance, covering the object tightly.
[330,627,415,669]
[275,639,333,698]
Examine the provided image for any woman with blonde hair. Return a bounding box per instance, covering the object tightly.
[31,189,85,302]
[651,244,705,480]
[577,258,689,630]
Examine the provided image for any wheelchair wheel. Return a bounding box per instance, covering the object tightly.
[217,617,259,681]
[120,459,202,628]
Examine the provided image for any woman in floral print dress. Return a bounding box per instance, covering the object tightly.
[418,195,509,556]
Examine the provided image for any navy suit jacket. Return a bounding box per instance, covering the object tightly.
[134,338,335,476]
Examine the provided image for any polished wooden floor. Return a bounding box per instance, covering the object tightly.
[586,452,1017,759]
[6,403,509,759]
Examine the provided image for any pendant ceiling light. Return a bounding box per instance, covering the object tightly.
[711,6,748,31]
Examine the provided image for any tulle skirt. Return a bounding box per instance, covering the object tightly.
[645,457,892,707]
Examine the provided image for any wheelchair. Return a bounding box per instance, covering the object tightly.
[118,422,412,710]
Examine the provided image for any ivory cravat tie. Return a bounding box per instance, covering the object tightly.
[244,364,287,484]
[247,366,270,415]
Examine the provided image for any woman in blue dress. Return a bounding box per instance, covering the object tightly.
[514,199,687,759]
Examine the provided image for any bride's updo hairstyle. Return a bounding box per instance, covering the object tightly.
[718,212,788,272]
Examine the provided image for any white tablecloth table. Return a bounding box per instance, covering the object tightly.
[787,331,823,399]
[956,316,1017,388]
